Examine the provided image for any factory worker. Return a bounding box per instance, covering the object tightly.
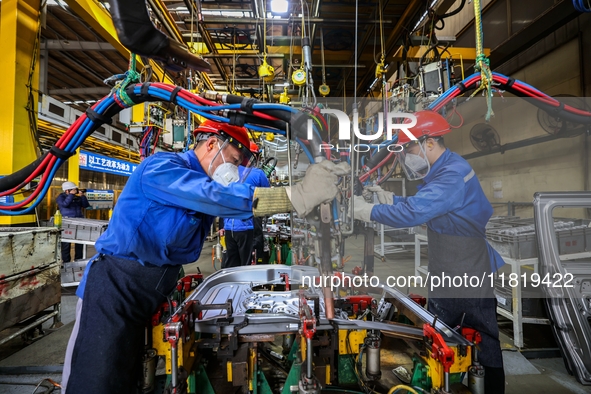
[221,142,271,267]
[353,110,506,394]
[62,119,349,394]
[56,181,90,262]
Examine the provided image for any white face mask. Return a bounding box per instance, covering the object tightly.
[212,162,240,186]
[404,153,429,173]
[208,140,241,186]
[399,141,431,181]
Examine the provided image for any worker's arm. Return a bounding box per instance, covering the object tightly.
[57,193,75,208]
[142,154,349,219]
[141,154,255,219]
[80,194,91,208]
[254,161,350,217]
[371,170,465,228]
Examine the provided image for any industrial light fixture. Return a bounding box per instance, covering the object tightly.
[270,0,289,15]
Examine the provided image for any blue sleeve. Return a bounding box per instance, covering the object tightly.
[258,172,270,187]
[57,193,74,209]
[140,156,254,219]
[80,195,91,208]
[393,195,407,204]
[371,171,465,228]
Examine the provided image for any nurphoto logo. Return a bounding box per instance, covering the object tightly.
[307,110,417,153]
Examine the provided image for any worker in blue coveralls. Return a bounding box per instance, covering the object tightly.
[353,110,506,394]
[61,119,350,394]
[56,181,90,262]
[220,142,270,267]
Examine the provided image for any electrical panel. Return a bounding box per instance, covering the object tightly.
[419,59,454,98]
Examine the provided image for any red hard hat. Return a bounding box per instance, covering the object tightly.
[397,111,451,145]
[249,141,259,154]
[194,120,252,165]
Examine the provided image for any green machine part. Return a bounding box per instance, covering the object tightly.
[254,366,274,394]
[411,355,431,390]
[281,362,302,394]
[410,355,464,391]
[338,355,359,385]
[194,364,215,394]
[267,239,292,265]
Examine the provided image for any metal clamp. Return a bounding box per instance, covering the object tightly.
[423,321,454,393]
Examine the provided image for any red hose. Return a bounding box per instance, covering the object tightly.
[358,152,395,183]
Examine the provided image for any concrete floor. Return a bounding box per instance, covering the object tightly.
[0,236,589,393]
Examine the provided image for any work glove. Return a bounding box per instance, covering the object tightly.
[353,195,375,222]
[364,185,394,205]
[287,161,351,217]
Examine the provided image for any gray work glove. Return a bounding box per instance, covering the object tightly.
[353,195,375,222]
[364,185,394,205]
[286,161,351,217]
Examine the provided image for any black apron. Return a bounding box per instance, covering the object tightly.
[67,255,181,394]
[427,228,503,368]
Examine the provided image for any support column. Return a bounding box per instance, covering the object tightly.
[0,0,41,225]
[68,148,80,186]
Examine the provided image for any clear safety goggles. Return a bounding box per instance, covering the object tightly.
[207,138,257,183]
[396,139,431,181]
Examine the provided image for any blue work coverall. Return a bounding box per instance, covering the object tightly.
[371,148,505,392]
[222,167,270,267]
[63,150,256,394]
[56,192,90,262]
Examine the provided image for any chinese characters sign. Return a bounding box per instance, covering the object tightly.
[79,151,138,177]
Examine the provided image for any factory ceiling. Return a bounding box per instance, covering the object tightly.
[23,0,427,110]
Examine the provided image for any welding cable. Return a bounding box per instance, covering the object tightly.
[0,99,96,196]
[446,104,464,129]
[152,128,162,154]
[3,96,122,206]
[432,0,468,30]
[132,84,284,123]
[143,88,288,134]
[1,82,328,213]
[573,0,591,13]
[139,126,153,159]
[493,73,591,119]
[295,137,314,163]
[429,72,591,124]
[0,97,120,214]
[358,151,395,183]
[303,106,329,133]
[376,157,398,185]
[210,92,327,159]
[387,385,419,394]
[131,84,329,150]
[370,138,398,155]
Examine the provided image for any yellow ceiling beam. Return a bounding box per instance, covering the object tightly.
[392,46,491,62]
[65,0,174,84]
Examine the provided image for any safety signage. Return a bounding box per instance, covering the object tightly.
[79,150,138,177]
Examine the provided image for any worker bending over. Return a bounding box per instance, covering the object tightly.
[354,110,506,394]
[62,119,349,394]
